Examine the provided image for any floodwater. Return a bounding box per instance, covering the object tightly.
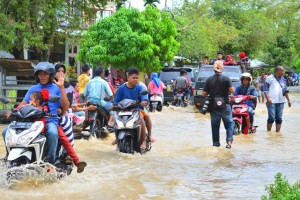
[0,93,300,200]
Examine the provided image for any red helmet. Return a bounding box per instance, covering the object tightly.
[239,52,246,59]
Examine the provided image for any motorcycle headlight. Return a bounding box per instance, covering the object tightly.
[234,97,242,104]
[17,122,43,145]
[125,112,139,128]
[5,129,17,146]
[125,119,135,128]
[115,119,124,128]
[240,108,248,113]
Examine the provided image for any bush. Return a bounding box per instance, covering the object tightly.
[262,173,300,200]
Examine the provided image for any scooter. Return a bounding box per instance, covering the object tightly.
[231,95,257,135]
[112,91,151,154]
[81,103,113,139]
[2,96,73,187]
[174,88,187,107]
[149,94,163,112]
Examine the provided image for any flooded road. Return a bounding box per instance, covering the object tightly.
[0,93,300,199]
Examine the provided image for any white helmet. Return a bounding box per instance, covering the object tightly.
[240,72,252,83]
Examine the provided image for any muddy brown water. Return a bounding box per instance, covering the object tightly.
[0,93,300,200]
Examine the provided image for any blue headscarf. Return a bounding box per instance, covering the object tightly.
[151,73,161,88]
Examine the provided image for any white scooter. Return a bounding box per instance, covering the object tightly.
[2,97,72,187]
[149,94,163,112]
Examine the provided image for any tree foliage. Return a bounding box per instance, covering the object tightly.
[78,6,179,72]
[175,0,299,69]
[0,0,121,60]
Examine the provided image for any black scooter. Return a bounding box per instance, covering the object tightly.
[112,91,151,154]
[81,103,113,139]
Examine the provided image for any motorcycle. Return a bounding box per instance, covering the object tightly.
[174,88,187,107]
[2,96,73,187]
[81,103,113,139]
[149,94,163,112]
[231,95,257,135]
[112,92,151,154]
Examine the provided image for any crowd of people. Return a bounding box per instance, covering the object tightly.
[202,51,251,72]
[0,55,294,173]
[201,61,291,148]
[1,62,161,173]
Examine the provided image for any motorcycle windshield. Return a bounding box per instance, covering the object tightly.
[116,99,138,110]
[12,105,42,119]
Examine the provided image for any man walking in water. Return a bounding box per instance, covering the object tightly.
[264,66,291,132]
[202,61,235,149]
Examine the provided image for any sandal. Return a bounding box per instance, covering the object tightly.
[76,161,87,173]
[250,125,256,133]
[226,144,231,149]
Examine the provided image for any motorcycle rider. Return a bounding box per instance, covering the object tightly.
[83,67,114,127]
[112,67,151,150]
[2,62,69,164]
[148,72,166,99]
[234,73,258,131]
[173,69,190,105]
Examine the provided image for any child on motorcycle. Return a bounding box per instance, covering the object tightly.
[29,91,87,173]
[234,73,258,132]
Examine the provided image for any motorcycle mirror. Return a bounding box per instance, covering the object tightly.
[140,91,148,95]
[48,95,60,102]
[0,97,9,104]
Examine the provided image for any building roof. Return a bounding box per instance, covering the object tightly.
[0,50,14,59]
[0,59,39,76]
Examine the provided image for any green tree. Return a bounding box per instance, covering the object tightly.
[0,0,122,60]
[78,6,179,72]
[262,0,300,68]
[175,0,239,61]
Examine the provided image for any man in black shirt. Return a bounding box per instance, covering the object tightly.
[202,61,235,148]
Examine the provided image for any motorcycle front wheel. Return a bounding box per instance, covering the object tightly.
[91,118,103,138]
[233,121,240,135]
[119,137,134,154]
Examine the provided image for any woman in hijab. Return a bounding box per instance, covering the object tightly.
[55,63,75,105]
[148,73,166,97]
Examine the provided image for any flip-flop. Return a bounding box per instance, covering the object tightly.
[226,144,231,149]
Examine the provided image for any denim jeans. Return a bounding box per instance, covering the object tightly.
[210,105,234,146]
[248,106,254,124]
[73,111,85,117]
[2,122,58,164]
[266,103,284,124]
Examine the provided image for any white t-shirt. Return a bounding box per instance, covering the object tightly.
[265,75,286,103]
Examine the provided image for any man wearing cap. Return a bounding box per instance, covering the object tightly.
[202,61,235,149]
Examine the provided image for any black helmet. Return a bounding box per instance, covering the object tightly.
[34,62,56,84]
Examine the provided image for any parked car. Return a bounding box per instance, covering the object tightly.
[159,67,197,105]
[194,65,242,108]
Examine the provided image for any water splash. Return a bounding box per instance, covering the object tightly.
[5,162,66,189]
